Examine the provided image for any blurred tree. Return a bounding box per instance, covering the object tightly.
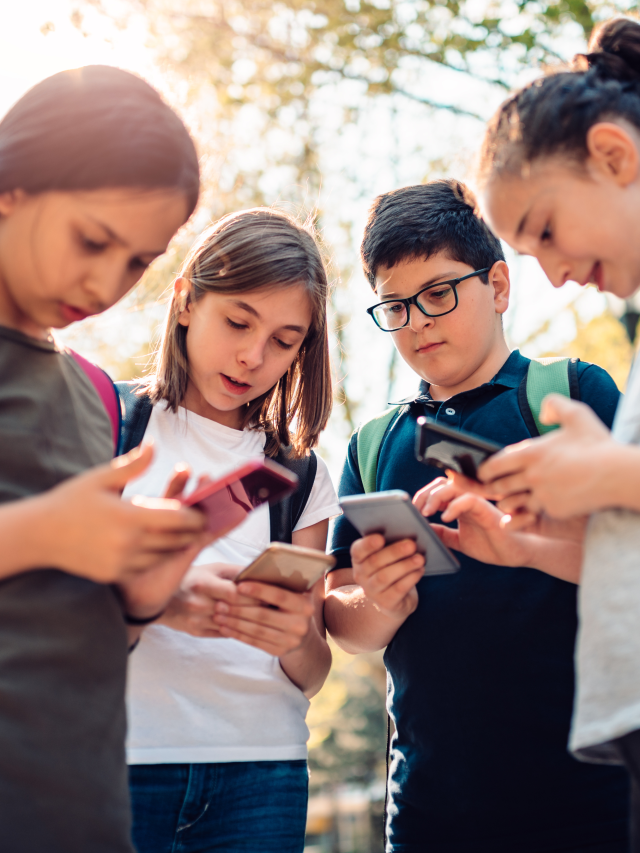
[307,642,388,792]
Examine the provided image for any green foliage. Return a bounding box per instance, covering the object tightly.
[307,643,388,791]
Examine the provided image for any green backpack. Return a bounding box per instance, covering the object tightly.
[356,356,579,494]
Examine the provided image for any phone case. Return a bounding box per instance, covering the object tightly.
[415,416,502,480]
[181,459,299,533]
[340,490,459,575]
[235,543,336,592]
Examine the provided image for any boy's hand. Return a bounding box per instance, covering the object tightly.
[350,534,424,622]
[42,444,208,586]
[213,580,315,658]
[479,395,613,520]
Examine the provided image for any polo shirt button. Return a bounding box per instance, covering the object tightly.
[445,407,456,416]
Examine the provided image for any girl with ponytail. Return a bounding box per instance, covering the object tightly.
[474,16,640,848]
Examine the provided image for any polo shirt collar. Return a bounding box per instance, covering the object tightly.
[389,349,528,405]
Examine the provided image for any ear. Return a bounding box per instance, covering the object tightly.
[0,189,26,217]
[586,122,639,186]
[488,260,510,316]
[174,277,192,327]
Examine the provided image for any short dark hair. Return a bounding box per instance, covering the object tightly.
[479,18,640,184]
[0,65,200,217]
[360,179,505,289]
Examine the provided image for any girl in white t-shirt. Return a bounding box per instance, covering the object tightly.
[122,208,340,853]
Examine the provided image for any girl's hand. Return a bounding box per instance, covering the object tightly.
[478,394,614,519]
[40,444,208,585]
[213,580,315,658]
[350,534,423,623]
[160,562,256,637]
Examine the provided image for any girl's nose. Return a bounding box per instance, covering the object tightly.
[238,340,265,370]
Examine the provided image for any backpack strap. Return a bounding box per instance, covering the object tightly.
[115,382,153,455]
[114,385,318,543]
[269,448,318,543]
[68,349,121,456]
[518,357,580,437]
[356,406,403,493]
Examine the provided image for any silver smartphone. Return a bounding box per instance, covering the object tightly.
[340,490,460,576]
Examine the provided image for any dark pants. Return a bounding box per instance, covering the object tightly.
[616,731,640,853]
[129,760,308,853]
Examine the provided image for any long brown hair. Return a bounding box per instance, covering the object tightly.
[148,208,333,457]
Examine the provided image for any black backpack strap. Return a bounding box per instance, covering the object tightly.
[115,382,154,456]
[568,357,581,402]
[269,448,318,543]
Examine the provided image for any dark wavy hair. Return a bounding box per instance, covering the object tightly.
[0,65,199,215]
[479,17,640,184]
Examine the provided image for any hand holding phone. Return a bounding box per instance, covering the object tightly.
[340,490,459,575]
[234,543,335,593]
[415,416,503,481]
[182,458,298,535]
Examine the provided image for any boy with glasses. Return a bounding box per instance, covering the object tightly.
[325,180,629,852]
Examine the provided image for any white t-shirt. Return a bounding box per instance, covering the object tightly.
[123,404,341,765]
[570,355,640,763]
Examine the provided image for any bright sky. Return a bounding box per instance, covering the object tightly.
[0,0,621,475]
[0,0,154,115]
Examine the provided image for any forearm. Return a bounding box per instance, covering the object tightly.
[279,622,332,698]
[598,443,640,514]
[524,537,584,584]
[324,584,405,654]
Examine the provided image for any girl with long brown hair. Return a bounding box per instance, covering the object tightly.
[119,207,338,853]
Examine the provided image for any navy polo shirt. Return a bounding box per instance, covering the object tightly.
[330,350,628,853]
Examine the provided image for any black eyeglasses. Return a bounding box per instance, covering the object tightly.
[367,268,491,332]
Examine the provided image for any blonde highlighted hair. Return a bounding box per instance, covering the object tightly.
[147,208,333,457]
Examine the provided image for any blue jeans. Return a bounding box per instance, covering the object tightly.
[129,761,308,853]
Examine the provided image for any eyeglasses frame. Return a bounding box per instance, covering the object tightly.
[366,267,492,332]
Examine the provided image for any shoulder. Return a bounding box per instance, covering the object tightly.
[295,452,341,531]
[575,361,621,429]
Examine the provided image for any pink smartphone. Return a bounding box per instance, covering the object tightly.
[182,459,298,534]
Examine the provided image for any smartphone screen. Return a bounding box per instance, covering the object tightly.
[183,460,298,534]
[415,416,503,480]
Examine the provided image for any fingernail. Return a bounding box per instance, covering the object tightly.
[215,602,229,614]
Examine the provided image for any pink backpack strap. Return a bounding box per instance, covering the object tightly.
[68,349,120,455]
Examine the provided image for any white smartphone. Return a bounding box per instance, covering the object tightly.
[234,543,336,593]
[340,490,460,576]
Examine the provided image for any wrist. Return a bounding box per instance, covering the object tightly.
[599,441,640,512]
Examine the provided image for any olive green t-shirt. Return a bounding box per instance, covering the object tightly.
[0,326,133,853]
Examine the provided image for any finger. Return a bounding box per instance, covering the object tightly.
[539,394,590,428]
[235,582,314,615]
[215,605,309,637]
[163,464,191,499]
[351,538,419,578]
[215,626,289,657]
[366,567,424,612]
[349,534,386,564]
[429,523,461,551]
[496,492,540,516]
[440,493,500,525]
[499,511,540,532]
[215,612,307,646]
[125,501,208,532]
[412,478,448,512]
[101,442,154,491]
[137,530,206,552]
[478,439,534,483]
[354,553,424,595]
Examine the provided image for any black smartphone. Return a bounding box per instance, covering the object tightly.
[415,416,503,481]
